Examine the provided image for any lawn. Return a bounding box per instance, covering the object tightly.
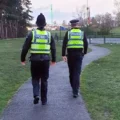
[81,44,120,120]
[51,30,66,40]
[0,38,62,115]
[110,27,120,33]
[51,28,120,39]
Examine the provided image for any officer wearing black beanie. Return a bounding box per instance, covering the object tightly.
[21,13,56,105]
[36,13,46,28]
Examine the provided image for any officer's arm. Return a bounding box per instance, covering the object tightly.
[21,32,32,62]
[83,33,88,54]
[62,31,68,56]
[50,36,56,62]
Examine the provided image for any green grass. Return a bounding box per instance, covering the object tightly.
[0,39,62,115]
[81,44,120,120]
[51,27,120,38]
[111,27,120,33]
[51,30,66,40]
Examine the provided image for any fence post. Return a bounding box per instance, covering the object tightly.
[60,29,61,40]
[89,37,91,44]
[104,36,106,44]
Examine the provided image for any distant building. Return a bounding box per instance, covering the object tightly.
[27,24,37,31]
[27,23,70,31]
[59,26,68,30]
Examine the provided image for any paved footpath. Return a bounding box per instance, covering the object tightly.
[0,45,110,120]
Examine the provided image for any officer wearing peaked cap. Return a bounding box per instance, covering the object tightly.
[21,13,56,105]
[62,19,88,98]
[70,19,79,24]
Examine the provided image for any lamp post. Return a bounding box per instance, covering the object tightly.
[87,0,89,24]
[87,0,90,25]
[87,0,88,9]
[86,0,88,35]
[86,0,91,35]
[50,4,53,25]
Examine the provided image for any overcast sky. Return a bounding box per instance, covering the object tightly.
[30,0,115,24]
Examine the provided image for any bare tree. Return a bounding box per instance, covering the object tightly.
[73,5,87,26]
[75,5,86,19]
[95,14,102,25]
[91,17,97,25]
[114,0,120,26]
[95,13,114,33]
[116,12,120,26]
[114,0,120,13]
[62,20,67,26]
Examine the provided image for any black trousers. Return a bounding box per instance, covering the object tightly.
[31,61,49,102]
[67,54,83,94]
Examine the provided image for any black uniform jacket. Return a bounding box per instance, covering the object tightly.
[21,28,56,62]
[62,28,88,56]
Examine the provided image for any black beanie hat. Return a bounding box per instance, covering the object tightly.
[36,13,46,27]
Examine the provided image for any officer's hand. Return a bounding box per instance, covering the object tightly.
[62,56,67,62]
[21,62,26,66]
[82,53,85,57]
[51,62,56,66]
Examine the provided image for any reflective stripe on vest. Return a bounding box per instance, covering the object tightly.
[67,29,84,49]
[30,29,51,54]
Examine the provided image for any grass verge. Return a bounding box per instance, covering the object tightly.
[0,39,62,115]
[81,44,120,120]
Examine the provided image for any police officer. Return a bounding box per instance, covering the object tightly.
[62,19,88,98]
[21,13,56,105]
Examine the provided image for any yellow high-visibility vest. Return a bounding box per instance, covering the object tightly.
[67,29,84,49]
[30,29,51,54]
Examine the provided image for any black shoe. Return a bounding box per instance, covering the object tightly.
[73,93,79,98]
[42,101,47,105]
[34,96,39,104]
